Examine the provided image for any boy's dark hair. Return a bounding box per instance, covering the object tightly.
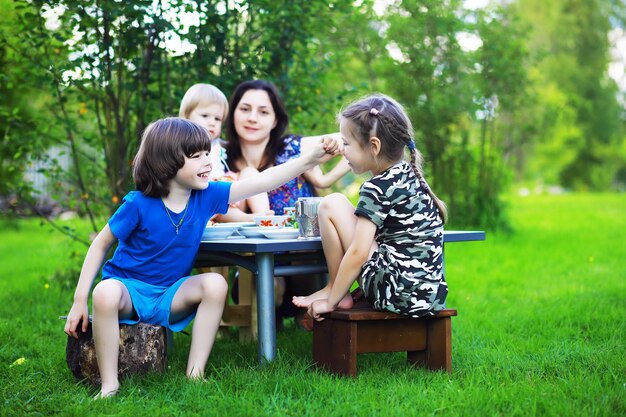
[133,117,211,197]
[225,79,289,171]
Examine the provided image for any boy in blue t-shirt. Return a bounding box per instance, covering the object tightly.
[63,117,340,398]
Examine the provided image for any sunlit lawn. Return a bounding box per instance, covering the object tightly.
[0,192,624,416]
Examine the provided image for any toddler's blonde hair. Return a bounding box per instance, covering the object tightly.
[179,83,228,121]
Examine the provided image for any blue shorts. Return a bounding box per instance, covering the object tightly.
[105,276,194,332]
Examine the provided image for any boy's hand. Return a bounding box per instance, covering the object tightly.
[313,136,340,165]
[321,136,341,155]
[64,302,89,339]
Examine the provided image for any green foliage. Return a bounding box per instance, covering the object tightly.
[294,0,386,133]
[515,0,626,191]
[1,0,624,234]
[0,0,51,204]
[2,0,360,226]
[372,1,530,229]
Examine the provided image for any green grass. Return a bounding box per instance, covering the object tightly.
[1,193,624,416]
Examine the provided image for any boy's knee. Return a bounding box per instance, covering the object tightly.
[92,280,123,310]
[200,273,228,299]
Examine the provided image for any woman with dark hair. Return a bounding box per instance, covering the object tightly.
[224,80,350,324]
[225,79,349,215]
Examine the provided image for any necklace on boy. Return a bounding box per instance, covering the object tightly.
[162,198,189,235]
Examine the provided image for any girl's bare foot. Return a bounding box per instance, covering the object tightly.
[336,293,354,310]
[292,287,331,308]
[293,289,354,309]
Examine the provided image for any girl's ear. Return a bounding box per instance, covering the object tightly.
[369,136,382,156]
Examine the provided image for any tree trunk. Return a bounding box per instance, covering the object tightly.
[65,321,167,386]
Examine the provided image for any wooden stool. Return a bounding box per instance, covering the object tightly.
[313,308,457,377]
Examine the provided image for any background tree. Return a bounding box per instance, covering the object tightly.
[515,0,625,190]
[2,0,355,233]
[372,1,529,229]
[1,0,624,235]
[0,0,59,213]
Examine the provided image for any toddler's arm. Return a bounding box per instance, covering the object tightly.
[64,224,116,338]
[212,207,274,223]
[304,156,351,189]
[229,136,340,203]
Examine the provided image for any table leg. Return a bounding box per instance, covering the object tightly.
[256,252,276,364]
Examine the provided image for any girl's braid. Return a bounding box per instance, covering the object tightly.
[372,108,417,169]
[371,105,448,223]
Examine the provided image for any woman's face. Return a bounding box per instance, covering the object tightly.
[233,89,277,146]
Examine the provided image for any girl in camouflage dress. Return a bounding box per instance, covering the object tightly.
[293,94,448,320]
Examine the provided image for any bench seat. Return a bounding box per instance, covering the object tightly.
[313,307,457,377]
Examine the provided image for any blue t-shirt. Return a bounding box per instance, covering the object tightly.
[102,181,231,287]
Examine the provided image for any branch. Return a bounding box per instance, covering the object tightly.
[27,200,91,248]
[52,81,98,232]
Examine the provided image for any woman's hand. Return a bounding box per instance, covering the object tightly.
[308,299,335,321]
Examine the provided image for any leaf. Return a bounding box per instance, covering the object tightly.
[9,357,26,368]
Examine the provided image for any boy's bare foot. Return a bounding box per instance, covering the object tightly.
[187,369,205,381]
[94,386,119,400]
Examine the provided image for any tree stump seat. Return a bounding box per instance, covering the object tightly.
[313,307,457,377]
[65,320,167,386]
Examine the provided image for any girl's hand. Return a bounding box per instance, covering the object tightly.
[64,302,89,339]
[308,299,335,321]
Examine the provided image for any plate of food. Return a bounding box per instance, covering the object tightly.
[260,228,300,240]
[253,215,289,228]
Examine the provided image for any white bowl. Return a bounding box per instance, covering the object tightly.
[217,221,255,228]
[202,224,240,240]
[260,228,300,240]
[253,215,289,228]
[238,226,267,238]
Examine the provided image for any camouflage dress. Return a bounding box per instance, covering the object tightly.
[356,161,447,317]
